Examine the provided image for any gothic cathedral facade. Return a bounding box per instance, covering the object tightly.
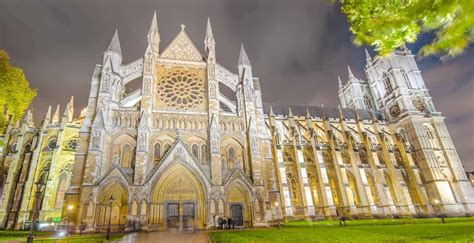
[0,13,473,231]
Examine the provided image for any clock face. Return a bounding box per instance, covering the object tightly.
[413,99,426,112]
[390,104,401,117]
[156,68,205,110]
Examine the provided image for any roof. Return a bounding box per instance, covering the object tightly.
[263,103,385,121]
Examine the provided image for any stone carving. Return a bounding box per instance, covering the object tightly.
[160,29,202,61]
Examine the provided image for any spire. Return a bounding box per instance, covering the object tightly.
[238,44,251,66]
[347,66,354,78]
[63,96,74,122]
[365,48,372,61]
[269,106,275,116]
[107,30,122,57]
[321,103,328,120]
[52,105,60,123]
[204,17,215,54]
[44,105,52,122]
[338,76,343,88]
[24,109,34,127]
[147,11,160,53]
[306,108,311,119]
[288,107,294,117]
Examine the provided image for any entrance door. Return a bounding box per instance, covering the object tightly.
[230,204,244,227]
[182,202,195,230]
[167,203,179,230]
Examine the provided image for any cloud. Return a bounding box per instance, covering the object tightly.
[0,0,472,170]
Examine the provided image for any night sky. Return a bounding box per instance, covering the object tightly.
[0,0,473,170]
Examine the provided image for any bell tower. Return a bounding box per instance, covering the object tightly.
[364,47,474,215]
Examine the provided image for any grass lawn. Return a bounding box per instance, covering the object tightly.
[209,217,474,242]
[0,231,124,242]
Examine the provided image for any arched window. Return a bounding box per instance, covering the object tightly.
[359,149,369,165]
[55,172,69,208]
[228,147,236,168]
[164,143,171,154]
[347,173,360,206]
[383,73,393,94]
[154,143,161,163]
[424,125,438,149]
[363,94,372,109]
[403,71,412,89]
[201,145,207,164]
[121,144,132,168]
[192,144,199,160]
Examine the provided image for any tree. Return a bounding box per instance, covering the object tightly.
[338,0,473,58]
[0,49,37,130]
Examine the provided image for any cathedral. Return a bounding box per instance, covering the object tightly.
[0,13,473,232]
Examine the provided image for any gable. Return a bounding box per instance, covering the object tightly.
[160,27,203,61]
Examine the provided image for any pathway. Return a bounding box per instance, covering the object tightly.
[110,231,209,243]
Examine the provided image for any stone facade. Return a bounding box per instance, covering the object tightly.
[0,14,473,232]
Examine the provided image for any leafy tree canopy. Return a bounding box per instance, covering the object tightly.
[338,0,473,58]
[0,49,37,130]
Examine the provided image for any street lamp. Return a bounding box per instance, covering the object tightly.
[27,182,44,243]
[66,205,74,237]
[274,201,281,229]
[106,196,115,240]
[433,199,445,223]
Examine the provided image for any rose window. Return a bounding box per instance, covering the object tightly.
[157,69,205,109]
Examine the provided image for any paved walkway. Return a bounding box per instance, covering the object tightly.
[110,231,209,243]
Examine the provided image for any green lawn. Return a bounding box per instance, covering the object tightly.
[0,231,124,242]
[209,217,474,242]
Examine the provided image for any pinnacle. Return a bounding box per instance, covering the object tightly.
[338,76,343,87]
[238,44,251,66]
[288,107,294,117]
[149,11,158,34]
[206,17,214,39]
[107,30,122,56]
[205,17,215,51]
[347,65,354,78]
[44,105,52,121]
[52,104,60,123]
[365,48,372,61]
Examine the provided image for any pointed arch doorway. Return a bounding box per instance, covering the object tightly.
[150,164,207,231]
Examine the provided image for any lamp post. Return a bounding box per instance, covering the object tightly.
[106,196,114,240]
[66,205,74,237]
[433,199,445,223]
[27,182,44,243]
[274,201,281,229]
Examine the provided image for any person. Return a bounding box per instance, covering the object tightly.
[222,216,228,229]
[219,216,224,229]
[227,217,232,229]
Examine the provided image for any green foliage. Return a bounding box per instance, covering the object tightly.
[338,0,474,58]
[210,217,474,242]
[0,49,37,130]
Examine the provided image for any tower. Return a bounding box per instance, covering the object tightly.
[362,47,473,214]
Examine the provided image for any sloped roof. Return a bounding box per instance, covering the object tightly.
[263,103,385,121]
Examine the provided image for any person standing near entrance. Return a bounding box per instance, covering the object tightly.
[227,217,232,229]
